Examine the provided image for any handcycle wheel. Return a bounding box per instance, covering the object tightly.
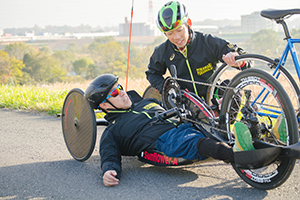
[207,54,300,126]
[219,68,298,190]
[161,77,182,110]
[162,77,217,137]
[142,85,162,101]
[61,88,97,161]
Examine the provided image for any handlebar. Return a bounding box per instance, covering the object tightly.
[156,107,182,121]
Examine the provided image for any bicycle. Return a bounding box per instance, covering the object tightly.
[206,9,300,124]
[62,65,300,190]
[159,66,299,190]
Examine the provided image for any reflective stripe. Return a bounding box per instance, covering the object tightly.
[109,109,177,126]
[133,111,177,126]
[132,111,152,119]
[177,47,198,96]
[185,59,198,96]
[108,109,130,114]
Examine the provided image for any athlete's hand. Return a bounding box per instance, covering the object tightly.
[222,52,239,66]
[103,170,119,187]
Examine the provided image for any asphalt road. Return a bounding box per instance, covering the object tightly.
[0,108,300,200]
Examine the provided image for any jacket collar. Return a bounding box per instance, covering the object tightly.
[104,97,135,122]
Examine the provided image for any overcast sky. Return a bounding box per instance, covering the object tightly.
[0,0,300,29]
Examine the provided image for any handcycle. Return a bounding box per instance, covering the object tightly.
[206,9,300,125]
[61,65,300,190]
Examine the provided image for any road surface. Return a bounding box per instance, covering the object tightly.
[0,108,299,199]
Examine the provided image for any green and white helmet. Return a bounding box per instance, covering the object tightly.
[156,1,189,33]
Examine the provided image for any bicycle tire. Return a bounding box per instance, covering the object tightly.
[219,68,298,190]
[207,54,300,123]
[61,88,97,161]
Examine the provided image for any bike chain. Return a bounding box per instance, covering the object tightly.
[173,77,246,93]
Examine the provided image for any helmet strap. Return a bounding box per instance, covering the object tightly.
[106,100,120,110]
[106,99,130,112]
[98,100,120,113]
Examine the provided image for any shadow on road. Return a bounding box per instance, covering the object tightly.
[0,155,269,200]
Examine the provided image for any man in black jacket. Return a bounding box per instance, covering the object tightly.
[84,74,254,187]
[146,1,247,98]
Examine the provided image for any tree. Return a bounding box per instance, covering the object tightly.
[52,50,76,73]
[4,42,37,60]
[8,57,25,84]
[0,51,24,84]
[100,42,126,65]
[88,41,127,77]
[129,44,154,76]
[23,52,67,83]
[0,51,11,83]
[66,43,80,53]
[39,46,53,55]
[101,60,127,77]
[88,37,117,64]
[246,29,283,57]
[73,57,99,79]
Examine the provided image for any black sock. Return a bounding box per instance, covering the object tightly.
[196,137,234,163]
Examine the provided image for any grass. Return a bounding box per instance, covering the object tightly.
[0,78,150,116]
[0,84,69,115]
[0,72,298,116]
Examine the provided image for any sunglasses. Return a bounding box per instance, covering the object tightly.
[101,84,124,103]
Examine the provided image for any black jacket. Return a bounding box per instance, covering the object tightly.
[145,31,243,97]
[100,98,177,178]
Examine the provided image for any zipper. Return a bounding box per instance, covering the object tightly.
[178,46,198,96]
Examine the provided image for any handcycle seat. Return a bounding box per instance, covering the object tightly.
[127,90,143,103]
[261,9,300,20]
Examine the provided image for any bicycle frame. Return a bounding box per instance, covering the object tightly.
[251,16,300,120]
[275,38,300,81]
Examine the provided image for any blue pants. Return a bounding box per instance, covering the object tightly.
[156,123,208,160]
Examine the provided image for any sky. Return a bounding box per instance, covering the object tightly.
[0,0,300,29]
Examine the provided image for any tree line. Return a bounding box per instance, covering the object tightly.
[1,29,299,85]
[0,36,165,85]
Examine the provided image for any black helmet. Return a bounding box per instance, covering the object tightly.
[84,74,118,109]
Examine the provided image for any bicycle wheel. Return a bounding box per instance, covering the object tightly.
[219,68,298,190]
[161,77,217,138]
[61,88,97,161]
[207,54,300,123]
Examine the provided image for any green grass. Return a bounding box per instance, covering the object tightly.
[0,85,69,115]
[0,78,149,116]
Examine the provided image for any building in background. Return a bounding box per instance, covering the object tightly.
[119,17,156,37]
[119,0,160,37]
[241,11,278,33]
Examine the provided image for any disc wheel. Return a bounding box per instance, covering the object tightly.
[61,88,97,161]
